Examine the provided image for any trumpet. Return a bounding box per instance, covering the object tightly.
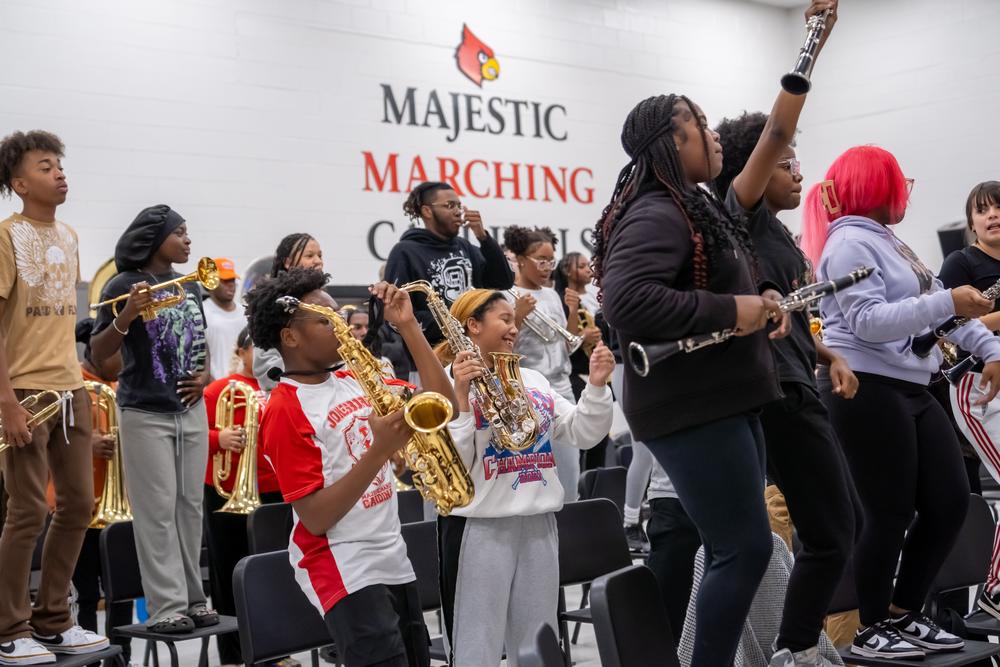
[85,381,132,528]
[507,289,583,353]
[910,276,1000,358]
[629,267,872,377]
[781,8,831,95]
[90,257,219,321]
[0,390,69,454]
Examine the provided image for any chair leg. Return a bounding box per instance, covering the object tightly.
[571,584,590,645]
[311,647,319,667]
[198,636,209,667]
[558,588,572,667]
[165,642,179,667]
[143,640,153,667]
[150,641,160,667]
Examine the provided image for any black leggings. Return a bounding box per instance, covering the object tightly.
[820,371,970,626]
[759,382,857,651]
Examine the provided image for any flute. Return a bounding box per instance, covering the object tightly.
[910,276,1000,358]
[628,267,872,378]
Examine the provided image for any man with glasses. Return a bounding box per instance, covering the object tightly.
[387,181,514,362]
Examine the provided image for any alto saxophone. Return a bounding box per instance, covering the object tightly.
[85,381,133,528]
[401,281,539,452]
[276,296,473,515]
[213,380,262,515]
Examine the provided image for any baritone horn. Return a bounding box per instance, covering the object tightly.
[85,381,132,528]
[781,8,831,95]
[0,390,68,454]
[212,380,262,515]
[90,257,220,322]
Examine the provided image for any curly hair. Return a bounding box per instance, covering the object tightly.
[591,95,756,291]
[270,233,316,278]
[403,181,455,222]
[0,130,65,199]
[713,111,768,199]
[245,268,330,351]
[502,225,558,256]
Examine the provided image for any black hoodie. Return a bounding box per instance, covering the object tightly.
[384,227,514,345]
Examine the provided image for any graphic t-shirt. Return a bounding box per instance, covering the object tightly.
[259,371,415,614]
[0,213,83,390]
[448,366,612,519]
[92,270,207,413]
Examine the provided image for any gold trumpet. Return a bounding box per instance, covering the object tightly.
[212,380,261,515]
[85,381,132,528]
[0,390,68,454]
[90,257,220,321]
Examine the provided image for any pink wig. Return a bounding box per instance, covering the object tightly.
[800,145,910,267]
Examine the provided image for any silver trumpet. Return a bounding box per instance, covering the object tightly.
[781,8,831,95]
[507,289,583,353]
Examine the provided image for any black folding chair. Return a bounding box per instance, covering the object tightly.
[591,564,678,667]
[99,521,239,667]
[556,498,632,666]
[400,520,448,663]
[233,552,337,667]
[577,466,627,519]
[246,502,293,554]
[51,647,125,667]
[516,623,564,667]
[397,489,425,525]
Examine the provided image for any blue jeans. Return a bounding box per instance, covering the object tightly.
[645,414,772,667]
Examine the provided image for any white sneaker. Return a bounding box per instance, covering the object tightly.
[0,637,56,665]
[31,625,109,655]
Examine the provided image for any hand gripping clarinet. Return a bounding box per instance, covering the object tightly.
[628,267,872,378]
[909,276,1000,358]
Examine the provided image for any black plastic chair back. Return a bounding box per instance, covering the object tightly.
[233,552,335,665]
[615,445,633,470]
[932,493,995,595]
[591,564,678,667]
[397,489,425,525]
[99,521,144,603]
[556,498,631,587]
[576,467,627,520]
[401,520,440,611]
[516,623,565,667]
[247,502,293,555]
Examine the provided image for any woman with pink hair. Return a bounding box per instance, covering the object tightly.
[804,146,1000,658]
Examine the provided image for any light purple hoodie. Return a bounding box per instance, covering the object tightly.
[818,215,1000,385]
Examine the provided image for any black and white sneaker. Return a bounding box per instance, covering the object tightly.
[851,621,925,659]
[890,612,964,652]
[624,523,650,553]
[978,589,1000,621]
[0,637,55,665]
[31,626,109,655]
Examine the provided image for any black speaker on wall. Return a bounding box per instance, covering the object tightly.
[938,220,970,259]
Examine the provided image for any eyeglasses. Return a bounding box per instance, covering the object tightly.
[289,316,332,327]
[777,158,801,177]
[905,178,915,194]
[525,256,557,270]
[426,201,465,212]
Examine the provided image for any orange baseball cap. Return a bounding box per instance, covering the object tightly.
[213,257,239,281]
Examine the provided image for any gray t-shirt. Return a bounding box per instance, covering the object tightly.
[505,286,573,401]
[647,460,678,500]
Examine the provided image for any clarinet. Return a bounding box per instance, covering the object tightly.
[628,267,872,378]
[781,9,831,95]
[910,276,1000,358]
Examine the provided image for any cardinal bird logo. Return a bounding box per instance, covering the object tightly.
[455,24,500,87]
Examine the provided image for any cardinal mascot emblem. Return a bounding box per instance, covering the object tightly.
[455,24,500,87]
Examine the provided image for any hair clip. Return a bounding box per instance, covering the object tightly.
[820,180,842,215]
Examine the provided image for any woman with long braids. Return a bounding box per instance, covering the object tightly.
[595,93,783,666]
[253,233,325,391]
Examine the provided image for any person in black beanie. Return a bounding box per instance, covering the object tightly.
[90,205,219,634]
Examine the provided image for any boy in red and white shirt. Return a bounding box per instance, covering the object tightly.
[247,268,457,667]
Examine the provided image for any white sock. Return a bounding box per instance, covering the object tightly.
[623,505,640,526]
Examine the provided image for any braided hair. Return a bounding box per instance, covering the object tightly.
[403,181,455,223]
[270,233,317,278]
[591,94,755,290]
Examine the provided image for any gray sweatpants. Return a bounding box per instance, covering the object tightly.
[119,403,209,624]
[451,513,559,667]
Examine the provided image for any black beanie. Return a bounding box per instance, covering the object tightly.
[114,205,185,272]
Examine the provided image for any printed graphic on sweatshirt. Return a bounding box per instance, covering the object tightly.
[891,235,934,294]
[145,289,207,384]
[10,220,78,313]
[328,396,393,508]
[476,388,555,489]
[429,253,473,303]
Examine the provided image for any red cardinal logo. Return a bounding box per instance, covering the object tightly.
[455,24,499,87]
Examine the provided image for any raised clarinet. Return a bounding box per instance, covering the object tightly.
[910,276,1000,358]
[628,267,872,378]
[781,8,831,95]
